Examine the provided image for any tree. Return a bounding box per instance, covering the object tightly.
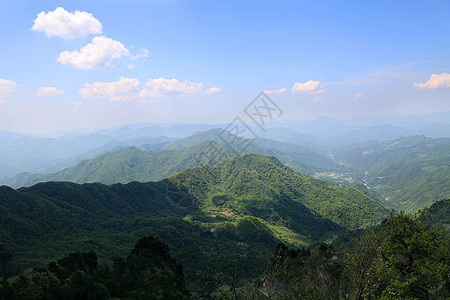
[347,213,450,299]
[0,245,12,279]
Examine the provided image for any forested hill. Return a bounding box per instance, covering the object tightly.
[0,154,390,292]
[415,198,450,230]
[168,154,391,230]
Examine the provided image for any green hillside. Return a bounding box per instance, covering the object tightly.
[334,135,450,213]
[0,154,390,293]
[415,198,450,230]
[168,154,391,231]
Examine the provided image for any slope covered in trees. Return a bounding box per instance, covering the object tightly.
[0,154,390,294]
[415,198,450,230]
[242,213,450,299]
[168,154,391,231]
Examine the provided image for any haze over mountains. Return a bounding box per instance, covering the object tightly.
[1,112,449,178]
[1,113,449,214]
[1,113,449,295]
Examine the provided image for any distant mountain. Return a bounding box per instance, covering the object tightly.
[96,123,220,139]
[162,128,226,150]
[1,141,227,188]
[268,119,419,149]
[0,162,19,181]
[0,133,116,173]
[0,153,390,292]
[2,130,336,188]
[333,135,450,213]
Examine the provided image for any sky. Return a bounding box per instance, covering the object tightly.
[0,0,449,133]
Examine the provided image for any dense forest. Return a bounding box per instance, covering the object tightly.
[0,236,190,299]
[1,211,449,299]
[0,154,392,296]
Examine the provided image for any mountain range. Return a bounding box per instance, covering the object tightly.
[0,154,391,292]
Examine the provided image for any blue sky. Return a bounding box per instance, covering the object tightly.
[1,0,449,133]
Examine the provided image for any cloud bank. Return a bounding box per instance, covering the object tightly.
[140,78,204,98]
[79,77,141,102]
[79,77,219,102]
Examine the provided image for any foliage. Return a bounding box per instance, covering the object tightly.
[0,236,189,300]
[415,198,450,230]
[169,153,391,232]
[0,154,390,295]
[249,213,450,299]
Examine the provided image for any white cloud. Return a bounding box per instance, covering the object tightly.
[74,101,83,112]
[36,86,66,96]
[79,77,141,102]
[140,78,204,98]
[80,77,214,103]
[0,79,18,102]
[202,87,221,94]
[264,88,287,94]
[292,80,324,94]
[58,36,130,69]
[130,48,150,61]
[0,78,18,94]
[31,7,102,39]
[414,73,450,89]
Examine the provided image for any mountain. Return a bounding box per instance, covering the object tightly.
[1,131,336,188]
[1,141,225,188]
[332,135,450,213]
[168,154,391,231]
[0,154,390,292]
[0,162,19,181]
[268,118,419,149]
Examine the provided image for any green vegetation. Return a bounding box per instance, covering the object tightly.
[169,154,391,231]
[243,213,450,299]
[415,198,450,230]
[0,154,390,295]
[5,213,449,299]
[0,236,190,300]
[334,135,450,213]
